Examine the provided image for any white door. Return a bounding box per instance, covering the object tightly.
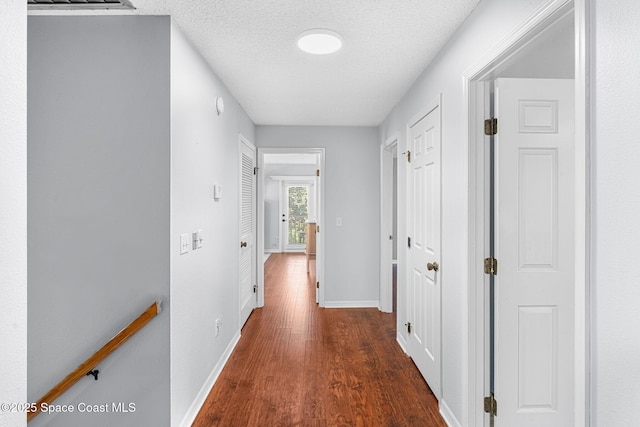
[282,184,309,252]
[239,136,257,328]
[406,98,441,399]
[493,78,574,426]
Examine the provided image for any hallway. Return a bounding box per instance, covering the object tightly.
[192,253,445,426]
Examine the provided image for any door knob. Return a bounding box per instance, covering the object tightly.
[240,241,247,248]
[427,261,439,272]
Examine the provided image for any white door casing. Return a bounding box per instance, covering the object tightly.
[494,78,575,426]
[256,148,326,308]
[380,133,398,313]
[239,135,257,328]
[406,95,442,400]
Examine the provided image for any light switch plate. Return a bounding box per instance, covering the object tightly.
[180,234,190,255]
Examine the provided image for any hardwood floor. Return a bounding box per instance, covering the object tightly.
[192,253,445,427]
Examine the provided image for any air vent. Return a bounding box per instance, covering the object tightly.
[28,0,135,10]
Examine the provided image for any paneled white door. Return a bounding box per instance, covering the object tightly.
[407,97,441,400]
[494,78,574,426]
[239,136,257,328]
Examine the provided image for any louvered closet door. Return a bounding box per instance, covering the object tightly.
[239,136,256,328]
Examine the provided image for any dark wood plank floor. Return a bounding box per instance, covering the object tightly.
[192,253,445,427]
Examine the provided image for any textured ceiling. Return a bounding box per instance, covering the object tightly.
[129,0,480,126]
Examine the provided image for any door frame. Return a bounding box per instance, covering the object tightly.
[463,1,590,426]
[257,147,326,307]
[380,132,399,313]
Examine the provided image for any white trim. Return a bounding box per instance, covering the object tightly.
[574,1,591,425]
[396,334,408,354]
[463,1,589,426]
[440,399,463,427]
[380,132,399,313]
[323,300,379,309]
[179,330,241,427]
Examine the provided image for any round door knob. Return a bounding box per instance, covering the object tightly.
[240,241,247,248]
[427,261,439,272]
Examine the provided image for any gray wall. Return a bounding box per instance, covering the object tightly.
[256,126,380,305]
[0,2,27,427]
[28,16,170,427]
[169,21,256,426]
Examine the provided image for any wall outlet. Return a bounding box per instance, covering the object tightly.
[215,315,223,337]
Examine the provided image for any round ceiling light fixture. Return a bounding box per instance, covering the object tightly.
[297,29,343,55]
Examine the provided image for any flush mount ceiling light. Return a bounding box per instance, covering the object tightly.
[297,29,343,55]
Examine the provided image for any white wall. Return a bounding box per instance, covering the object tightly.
[0,2,27,427]
[378,0,549,424]
[256,126,380,306]
[592,1,640,425]
[170,21,256,426]
[28,16,171,427]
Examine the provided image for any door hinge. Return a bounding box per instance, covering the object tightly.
[484,394,497,416]
[405,322,412,334]
[316,281,320,289]
[316,225,319,233]
[484,257,498,275]
[253,166,258,175]
[253,284,258,293]
[406,150,411,163]
[316,169,320,177]
[484,118,498,136]
[408,236,411,248]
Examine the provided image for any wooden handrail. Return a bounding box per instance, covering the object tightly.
[27,301,162,422]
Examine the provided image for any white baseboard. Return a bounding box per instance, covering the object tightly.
[323,300,379,309]
[179,330,241,427]
[439,399,462,427]
[396,333,408,354]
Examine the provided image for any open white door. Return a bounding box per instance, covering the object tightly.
[380,135,398,313]
[493,78,574,426]
[239,135,257,328]
[406,97,442,400]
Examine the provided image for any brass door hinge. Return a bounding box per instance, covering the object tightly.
[406,150,411,163]
[484,118,498,136]
[316,281,320,289]
[316,225,319,233]
[484,257,498,275]
[484,394,497,416]
[316,169,320,177]
[405,322,412,334]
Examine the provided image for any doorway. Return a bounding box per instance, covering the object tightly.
[257,148,325,308]
[465,2,589,426]
[380,133,399,314]
[282,183,312,253]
